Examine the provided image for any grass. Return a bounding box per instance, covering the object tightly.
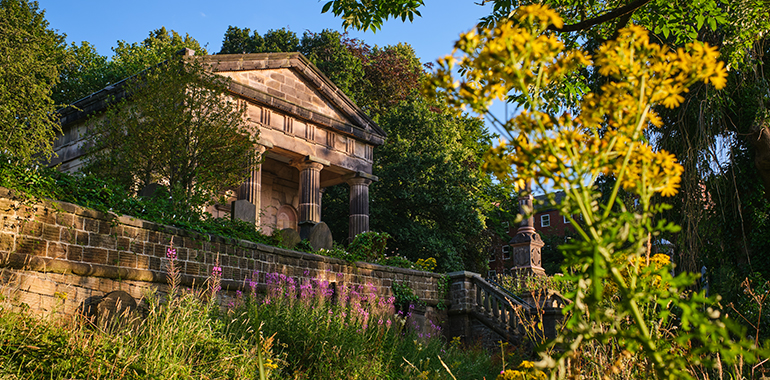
[0,261,513,380]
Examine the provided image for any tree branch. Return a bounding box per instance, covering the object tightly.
[547,0,654,33]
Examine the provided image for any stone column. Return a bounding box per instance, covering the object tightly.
[347,175,374,240]
[509,182,546,276]
[236,144,268,224]
[294,156,329,238]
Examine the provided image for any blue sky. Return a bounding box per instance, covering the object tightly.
[37,0,511,137]
[37,0,511,129]
[37,0,488,68]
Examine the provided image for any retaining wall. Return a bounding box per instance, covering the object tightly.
[0,187,445,320]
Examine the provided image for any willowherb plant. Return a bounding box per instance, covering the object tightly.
[208,255,222,302]
[165,246,180,295]
[428,4,767,379]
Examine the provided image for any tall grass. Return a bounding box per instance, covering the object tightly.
[0,258,507,379]
[0,285,267,379]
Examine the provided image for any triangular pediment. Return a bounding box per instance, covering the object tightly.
[202,53,386,146]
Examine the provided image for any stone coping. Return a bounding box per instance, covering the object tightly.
[0,186,444,289]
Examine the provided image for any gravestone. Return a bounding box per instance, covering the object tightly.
[98,290,137,319]
[277,228,301,249]
[79,290,138,328]
[231,199,256,223]
[308,222,333,251]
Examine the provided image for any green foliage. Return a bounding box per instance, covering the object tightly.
[52,41,110,105]
[300,30,366,102]
[391,282,421,312]
[369,98,495,272]
[376,255,419,270]
[347,231,391,262]
[321,0,424,31]
[0,0,67,166]
[429,6,767,377]
[84,54,258,212]
[219,26,300,55]
[54,27,207,105]
[0,160,278,246]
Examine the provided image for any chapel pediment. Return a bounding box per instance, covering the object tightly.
[202,53,386,146]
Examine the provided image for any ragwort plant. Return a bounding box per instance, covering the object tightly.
[427,5,765,379]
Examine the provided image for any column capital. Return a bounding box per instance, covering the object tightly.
[291,155,330,171]
[345,171,378,185]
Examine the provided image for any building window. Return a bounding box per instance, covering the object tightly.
[488,270,496,278]
[489,252,496,262]
[541,214,550,227]
[501,221,509,229]
[563,215,570,224]
[502,245,510,260]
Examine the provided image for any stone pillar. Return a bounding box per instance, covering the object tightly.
[347,174,374,240]
[237,144,268,224]
[294,156,329,238]
[509,182,546,276]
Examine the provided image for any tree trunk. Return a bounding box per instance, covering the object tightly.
[751,124,770,200]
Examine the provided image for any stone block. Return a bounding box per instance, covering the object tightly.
[116,252,137,268]
[82,247,108,265]
[90,233,116,250]
[16,237,46,256]
[47,242,68,260]
[67,246,83,261]
[19,220,43,237]
[41,224,61,242]
[56,213,74,228]
[231,200,256,223]
[136,255,150,270]
[184,262,201,276]
[0,233,14,252]
[83,218,99,233]
[307,222,333,252]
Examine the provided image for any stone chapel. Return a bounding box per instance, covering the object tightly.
[52,50,386,241]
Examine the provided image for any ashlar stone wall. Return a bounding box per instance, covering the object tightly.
[0,187,445,319]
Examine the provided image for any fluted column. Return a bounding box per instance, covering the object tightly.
[509,181,545,276]
[295,158,327,224]
[237,145,267,224]
[348,176,372,240]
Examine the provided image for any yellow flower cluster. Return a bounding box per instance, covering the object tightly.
[496,361,547,380]
[415,257,437,272]
[428,5,727,202]
[425,6,589,116]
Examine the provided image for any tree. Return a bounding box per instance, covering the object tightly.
[369,98,496,271]
[84,55,258,213]
[54,27,207,105]
[0,0,67,165]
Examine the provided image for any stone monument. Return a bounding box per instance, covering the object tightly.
[509,184,546,276]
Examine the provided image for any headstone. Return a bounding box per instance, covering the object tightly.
[78,290,138,329]
[277,228,301,249]
[138,183,161,198]
[97,290,137,321]
[308,222,333,251]
[231,199,256,223]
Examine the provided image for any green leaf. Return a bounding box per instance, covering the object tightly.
[321,1,333,13]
